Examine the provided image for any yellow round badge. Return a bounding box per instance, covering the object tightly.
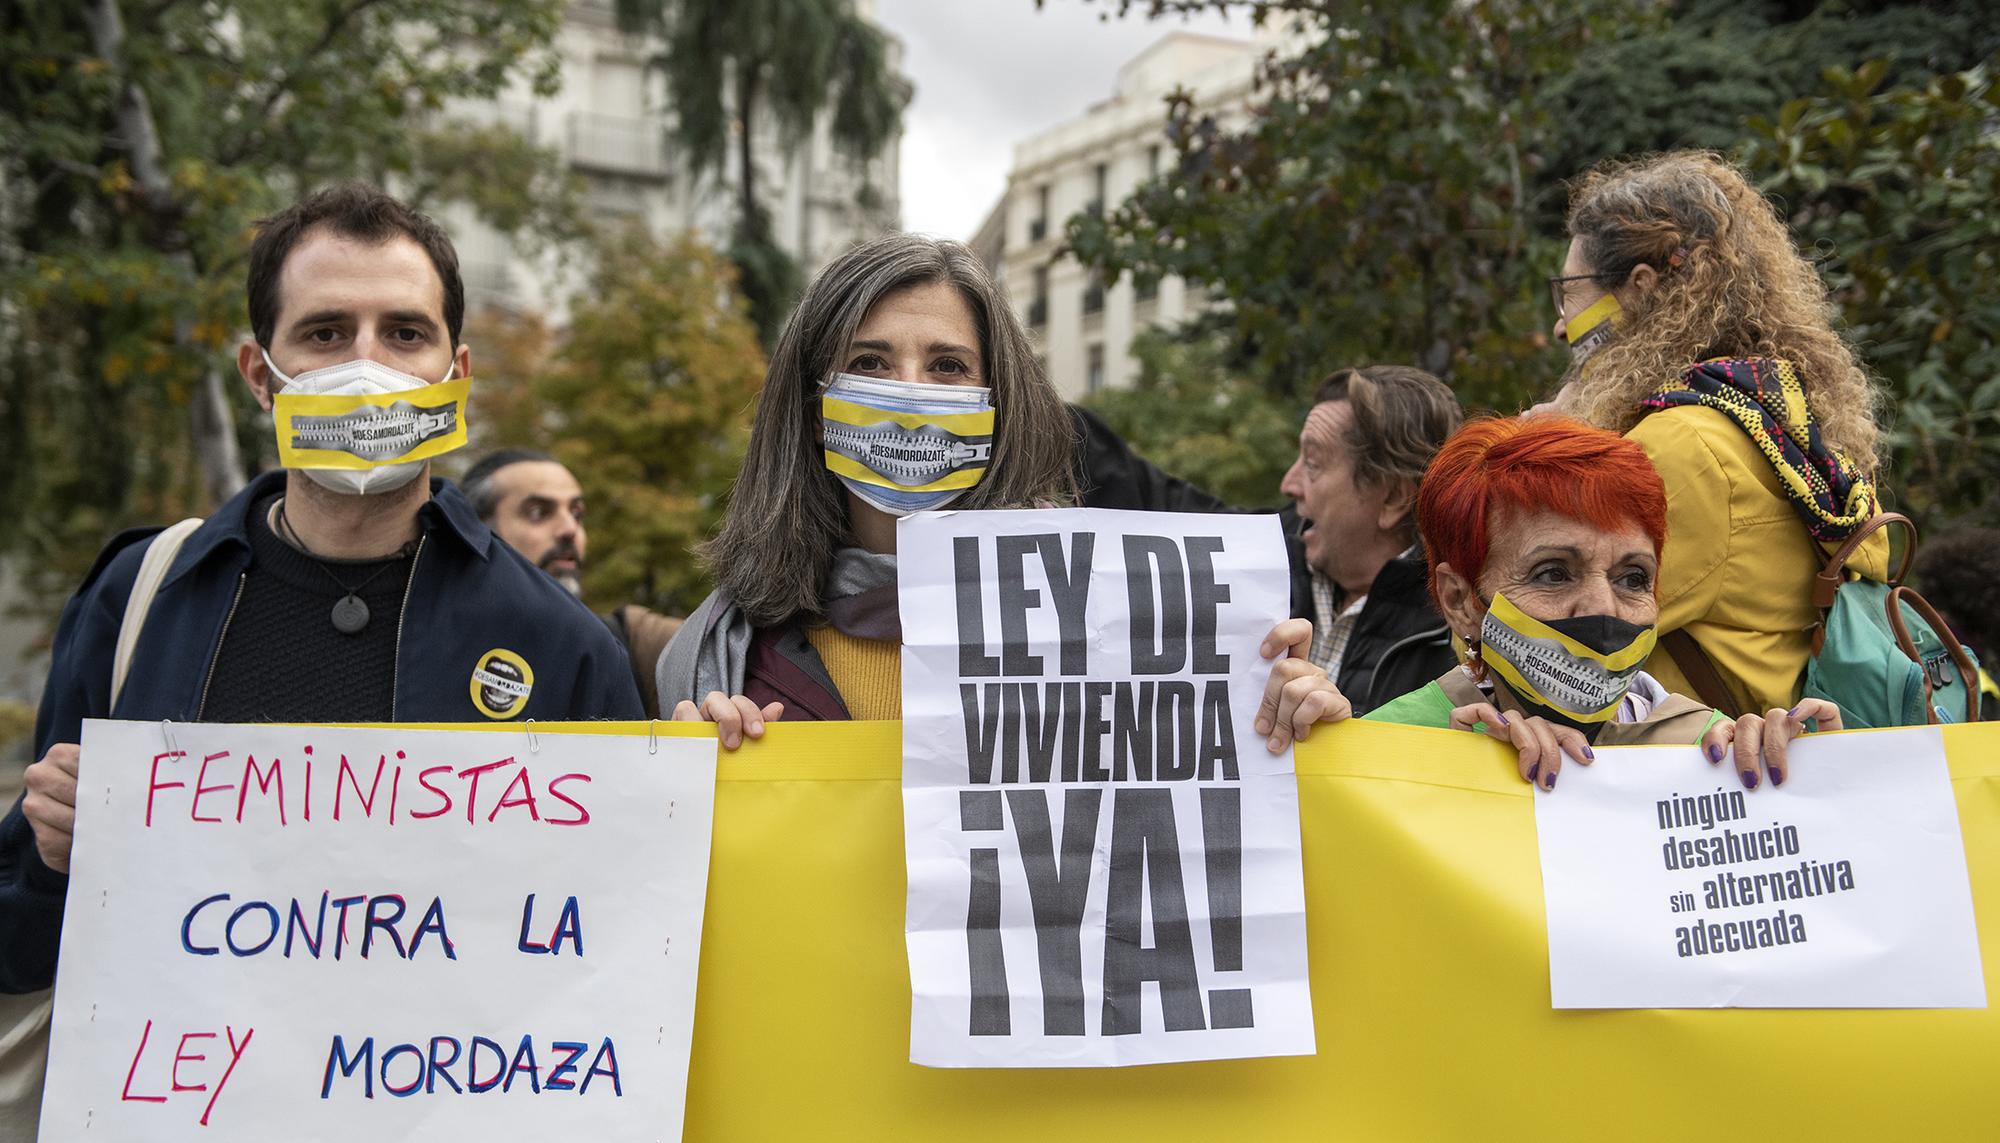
[469,648,535,720]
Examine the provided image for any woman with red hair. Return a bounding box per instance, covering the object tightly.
[1365,415,1840,791]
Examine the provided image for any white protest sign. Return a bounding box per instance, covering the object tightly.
[41,721,717,1141]
[899,508,1315,1067]
[1534,726,1985,1008]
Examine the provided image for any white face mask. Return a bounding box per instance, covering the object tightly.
[263,349,464,496]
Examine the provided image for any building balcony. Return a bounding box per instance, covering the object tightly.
[460,258,517,308]
[446,99,540,141]
[566,111,671,181]
[1029,217,1048,243]
[1082,284,1105,316]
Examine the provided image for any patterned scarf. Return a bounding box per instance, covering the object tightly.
[1639,357,1875,542]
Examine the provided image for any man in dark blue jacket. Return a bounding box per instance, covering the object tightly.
[0,183,642,994]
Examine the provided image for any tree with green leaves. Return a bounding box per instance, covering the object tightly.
[1537,0,2000,213]
[1067,0,1998,530]
[612,0,905,341]
[1081,325,1296,509]
[1065,0,1646,413]
[0,0,582,617]
[465,231,766,614]
[1743,61,2000,529]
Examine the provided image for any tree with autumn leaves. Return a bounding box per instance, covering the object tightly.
[0,0,580,614]
[0,0,881,635]
[463,234,765,616]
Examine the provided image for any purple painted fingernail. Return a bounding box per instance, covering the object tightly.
[1769,769,1784,787]
[1706,744,1724,763]
[1787,704,1804,719]
[1526,762,1539,784]
[1543,770,1557,791]
[1741,769,1758,790]
[1497,712,1509,725]
[1583,745,1596,761]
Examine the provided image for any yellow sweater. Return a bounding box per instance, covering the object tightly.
[1629,405,1888,714]
[804,624,902,720]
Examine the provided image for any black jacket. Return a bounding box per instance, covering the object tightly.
[1322,545,1456,716]
[0,470,642,993]
[1071,405,1317,617]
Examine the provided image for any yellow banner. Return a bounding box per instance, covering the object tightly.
[428,719,2000,1139]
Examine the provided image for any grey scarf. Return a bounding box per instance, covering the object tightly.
[655,547,900,705]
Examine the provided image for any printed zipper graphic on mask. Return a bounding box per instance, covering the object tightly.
[1482,620,1644,715]
[289,400,460,462]
[823,421,993,487]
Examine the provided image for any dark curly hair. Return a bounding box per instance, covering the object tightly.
[1913,527,2000,661]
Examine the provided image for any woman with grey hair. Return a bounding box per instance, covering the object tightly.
[659,232,1345,750]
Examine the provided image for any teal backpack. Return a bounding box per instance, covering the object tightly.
[1798,514,1981,727]
[1666,513,1982,728]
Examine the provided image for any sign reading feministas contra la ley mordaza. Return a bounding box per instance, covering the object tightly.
[41,721,718,1141]
[898,507,1316,1067]
[1535,725,1985,1009]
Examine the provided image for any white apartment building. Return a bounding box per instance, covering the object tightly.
[441,0,905,317]
[975,31,1265,400]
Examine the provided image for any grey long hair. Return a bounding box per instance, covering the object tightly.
[702,232,1078,628]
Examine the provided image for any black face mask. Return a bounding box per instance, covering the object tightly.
[1478,590,1657,741]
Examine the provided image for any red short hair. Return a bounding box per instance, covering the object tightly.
[1418,415,1669,612]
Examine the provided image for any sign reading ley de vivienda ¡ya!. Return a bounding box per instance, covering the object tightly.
[40,721,718,1141]
[897,508,1315,1067]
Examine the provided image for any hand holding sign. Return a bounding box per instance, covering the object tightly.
[672,692,785,749]
[1448,697,1847,792]
[42,722,718,1141]
[1534,725,1984,1008]
[1709,698,1843,788]
[21,741,81,873]
[1254,617,1352,752]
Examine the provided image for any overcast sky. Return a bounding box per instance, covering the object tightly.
[872,0,1249,241]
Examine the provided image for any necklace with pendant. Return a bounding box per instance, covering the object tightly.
[274,499,415,636]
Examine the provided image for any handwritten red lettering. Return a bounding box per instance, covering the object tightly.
[203,1026,254,1127]
[456,757,518,824]
[411,765,455,820]
[489,768,542,823]
[545,774,592,827]
[236,754,287,825]
[171,1031,213,1091]
[145,752,188,828]
[189,752,233,823]
[335,754,387,821]
[121,1019,167,1103]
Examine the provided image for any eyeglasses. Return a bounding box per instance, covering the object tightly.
[1548,273,1611,318]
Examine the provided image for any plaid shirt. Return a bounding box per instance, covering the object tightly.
[1309,571,1369,678]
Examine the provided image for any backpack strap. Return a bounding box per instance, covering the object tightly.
[1810,512,1917,654]
[1662,629,1744,718]
[110,518,204,709]
[1885,585,1982,724]
[1669,511,1919,721]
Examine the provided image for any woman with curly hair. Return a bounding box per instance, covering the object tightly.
[1546,151,1889,716]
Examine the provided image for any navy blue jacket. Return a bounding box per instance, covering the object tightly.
[0,471,643,992]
